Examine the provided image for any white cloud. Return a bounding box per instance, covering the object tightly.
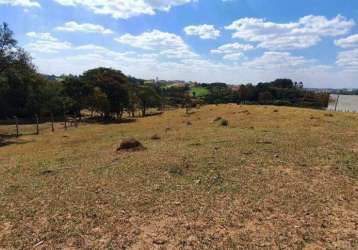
[336,49,358,70]
[116,29,203,62]
[335,34,358,49]
[0,0,40,7]
[31,45,357,88]
[26,32,58,41]
[257,35,321,50]
[56,21,113,34]
[159,49,199,60]
[115,29,199,60]
[115,29,188,50]
[242,51,315,70]
[223,53,244,61]
[76,44,135,58]
[53,0,197,19]
[211,43,253,61]
[25,32,72,53]
[211,42,254,54]
[184,24,220,39]
[226,15,355,50]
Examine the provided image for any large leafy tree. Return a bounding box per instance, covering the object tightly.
[136,85,161,116]
[0,22,47,118]
[82,68,129,119]
[41,80,65,116]
[0,22,33,74]
[62,75,92,117]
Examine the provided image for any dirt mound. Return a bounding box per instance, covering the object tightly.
[238,110,250,115]
[117,138,145,151]
[150,134,161,140]
[220,119,229,126]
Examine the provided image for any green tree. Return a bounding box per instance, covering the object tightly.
[41,80,64,116]
[136,85,161,116]
[63,75,92,118]
[88,87,110,118]
[258,91,273,104]
[0,22,42,118]
[82,68,129,119]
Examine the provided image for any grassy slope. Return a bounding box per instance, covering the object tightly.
[0,105,357,249]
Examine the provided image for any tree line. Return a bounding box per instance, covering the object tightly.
[0,22,330,120]
[198,80,330,108]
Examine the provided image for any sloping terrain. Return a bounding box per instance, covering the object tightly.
[0,105,357,249]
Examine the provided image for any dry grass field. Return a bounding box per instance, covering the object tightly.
[0,104,357,249]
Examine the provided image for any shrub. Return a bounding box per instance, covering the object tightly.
[168,166,184,176]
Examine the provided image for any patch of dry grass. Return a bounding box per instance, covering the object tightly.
[0,104,357,249]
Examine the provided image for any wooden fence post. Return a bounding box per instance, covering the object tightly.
[64,117,67,130]
[63,108,67,130]
[14,116,19,137]
[334,95,340,111]
[35,114,39,135]
[51,113,55,132]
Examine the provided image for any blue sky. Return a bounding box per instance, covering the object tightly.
[1,0,358,88]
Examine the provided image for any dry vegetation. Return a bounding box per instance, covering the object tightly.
[0,104,357,249]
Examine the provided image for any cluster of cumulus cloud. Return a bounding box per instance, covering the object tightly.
[1,0,358,87]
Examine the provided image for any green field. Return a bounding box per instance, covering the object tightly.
[190,86,209,97]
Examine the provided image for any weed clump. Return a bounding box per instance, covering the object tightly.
[168,165,184,176]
